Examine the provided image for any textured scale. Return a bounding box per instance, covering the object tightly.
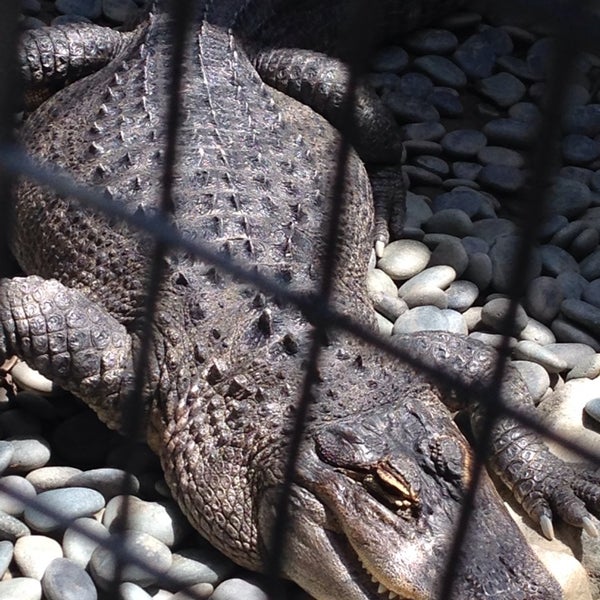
[4,2,600,599]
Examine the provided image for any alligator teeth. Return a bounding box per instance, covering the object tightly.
[378,583,387,594]
[388,593,398,600]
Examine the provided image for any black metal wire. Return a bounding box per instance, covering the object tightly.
[1,1,600,599]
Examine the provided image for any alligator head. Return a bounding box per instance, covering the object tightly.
[259,393,561,600]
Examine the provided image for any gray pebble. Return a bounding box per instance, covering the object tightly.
[401,122,446,141]
[562,134,600,166]
[375,313,394,337]
[551,318,600,351]
[103,495,191,548]
[384,93,439,122]
[51,14,92,25]
[0,541,12,578]
[481,298,528,335]
[118,582,152,600]
[469,332,517,349]
[591,170,600,192]
[0,475,36,516]
[0,578,41,600]
[42,557,97,600]
[13,392,58,421]
[525,276,564,323]
[583,278,600,308]
[463,252,493,291]
[562,104,600,136]
[428,88,463,116]
[441,129,487,158]
[441,309,469,334]
[463,306,483,330]
[452,33,496,79]
[371,292,408,321]
[55,0,102,19]
[477,164,525,193]
[519,318,556,346]
[398,265,456,298]
[405,193,433,228]
[24,487,105,533]
[568,354,600,380]
[513,340,569,373]
[442,178,480,190]
[570,228,599,260]
[489,235,541,293]
[211,578,268,600]
[511,361,550,403]
[428,237,469,276]
[8,436,51,472]
[404,28,458,54]
[395,73,435,99]
[424,208,473,237]
[377,240,431,281]
[90,530,172,590]
[26,466,83,493]
[413,155,449,177]
[540,244,579,276]
[556,271,588,299]
[452,161,482,180]
[367,268,398,298]
[402,286,448,309]
[371,46,409,72]
[0,509,30,541]
[551,220,587,248]
[66,468,140,500]
[476,72,526,107]
[413,55,467,88]
[102,0,139,23]
[495,55,541,81]
[431,188,489,217]
[559,166,593,185]
[509,102,542,124]
[171,583,214,600]
[21,0,41,14]
[544,342,596,370]
[0,443,14,476]
[561,298,600,336]
[14,535,63,580]
[477,146,524,168]
[393,306,451,334]
[63,518,110,569]
[164,547,234,590]
[482,118,537,148]
[404,165,442,186]
[461,236,489,255]
[585,397,600,424]
[526,37,555,78]
[540,214,569,240]
[471,218,517,244]
[580,247,600,280]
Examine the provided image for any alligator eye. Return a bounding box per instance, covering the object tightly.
[362,461,420,515]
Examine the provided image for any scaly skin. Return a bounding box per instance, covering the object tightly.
[4,1,600,598]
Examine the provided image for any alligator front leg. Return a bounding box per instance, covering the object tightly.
[394,331,600,539]
[0,275,134,431]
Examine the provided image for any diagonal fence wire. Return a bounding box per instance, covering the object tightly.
[0,1,599,599]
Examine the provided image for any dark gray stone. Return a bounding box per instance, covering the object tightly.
[452,161,482,180]
[0,410,42,437]
[463,252,493,291]
[509,102,542,124]
[550,220,587,248]
[413,55,467,88]
[7,436,51,472]
[539,245,580,277]
[424,208,473,237]
[461,236,489,255]
[562,134,600,166]
[570,228,599,260]
[476,72,526,108]
[452,33,496,79]
[580,247,600,280]
[441,129,487,158]
[495,55,541,81]
[511,361,550,403]
[489,235,541,293]
[481,297,528,335]
[561,298,600,337]
[42,558,97,600]
[551,317,600,351]
[428,88,463,117]
[55,0,101,18]
[545,343,596,370]
[395,72,435,99]
[413,155,449,177]
[559,166,593,185]
[404,28,458,55]
[66,469,140,500]
[23,487,106,533]
[384,93,440,123]
[512,340,568,373]
[370,46,409,72]
[582,278,600,308]
[557,271,589,300]
[427,237,469,276]
[562,104,600,136]
[446,280,479,312]
[525,276,563,324]
[482,118,538,148]
[431,188,490,217]
[477,164,525,193]
[400,122,446,141]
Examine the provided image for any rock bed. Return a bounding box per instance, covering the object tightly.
[4,2,600,600]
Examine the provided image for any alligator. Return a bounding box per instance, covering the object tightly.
[2,1,600,598]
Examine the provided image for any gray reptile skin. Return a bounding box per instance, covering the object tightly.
[3,1,600,598]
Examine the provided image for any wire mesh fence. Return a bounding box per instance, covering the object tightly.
[0,1,599,599]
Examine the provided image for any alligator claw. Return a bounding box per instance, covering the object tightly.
[375,239,385,258]
[582,515,598,537]
[539,514,555,540]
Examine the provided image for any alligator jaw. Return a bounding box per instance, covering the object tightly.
[258,402,564,600]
